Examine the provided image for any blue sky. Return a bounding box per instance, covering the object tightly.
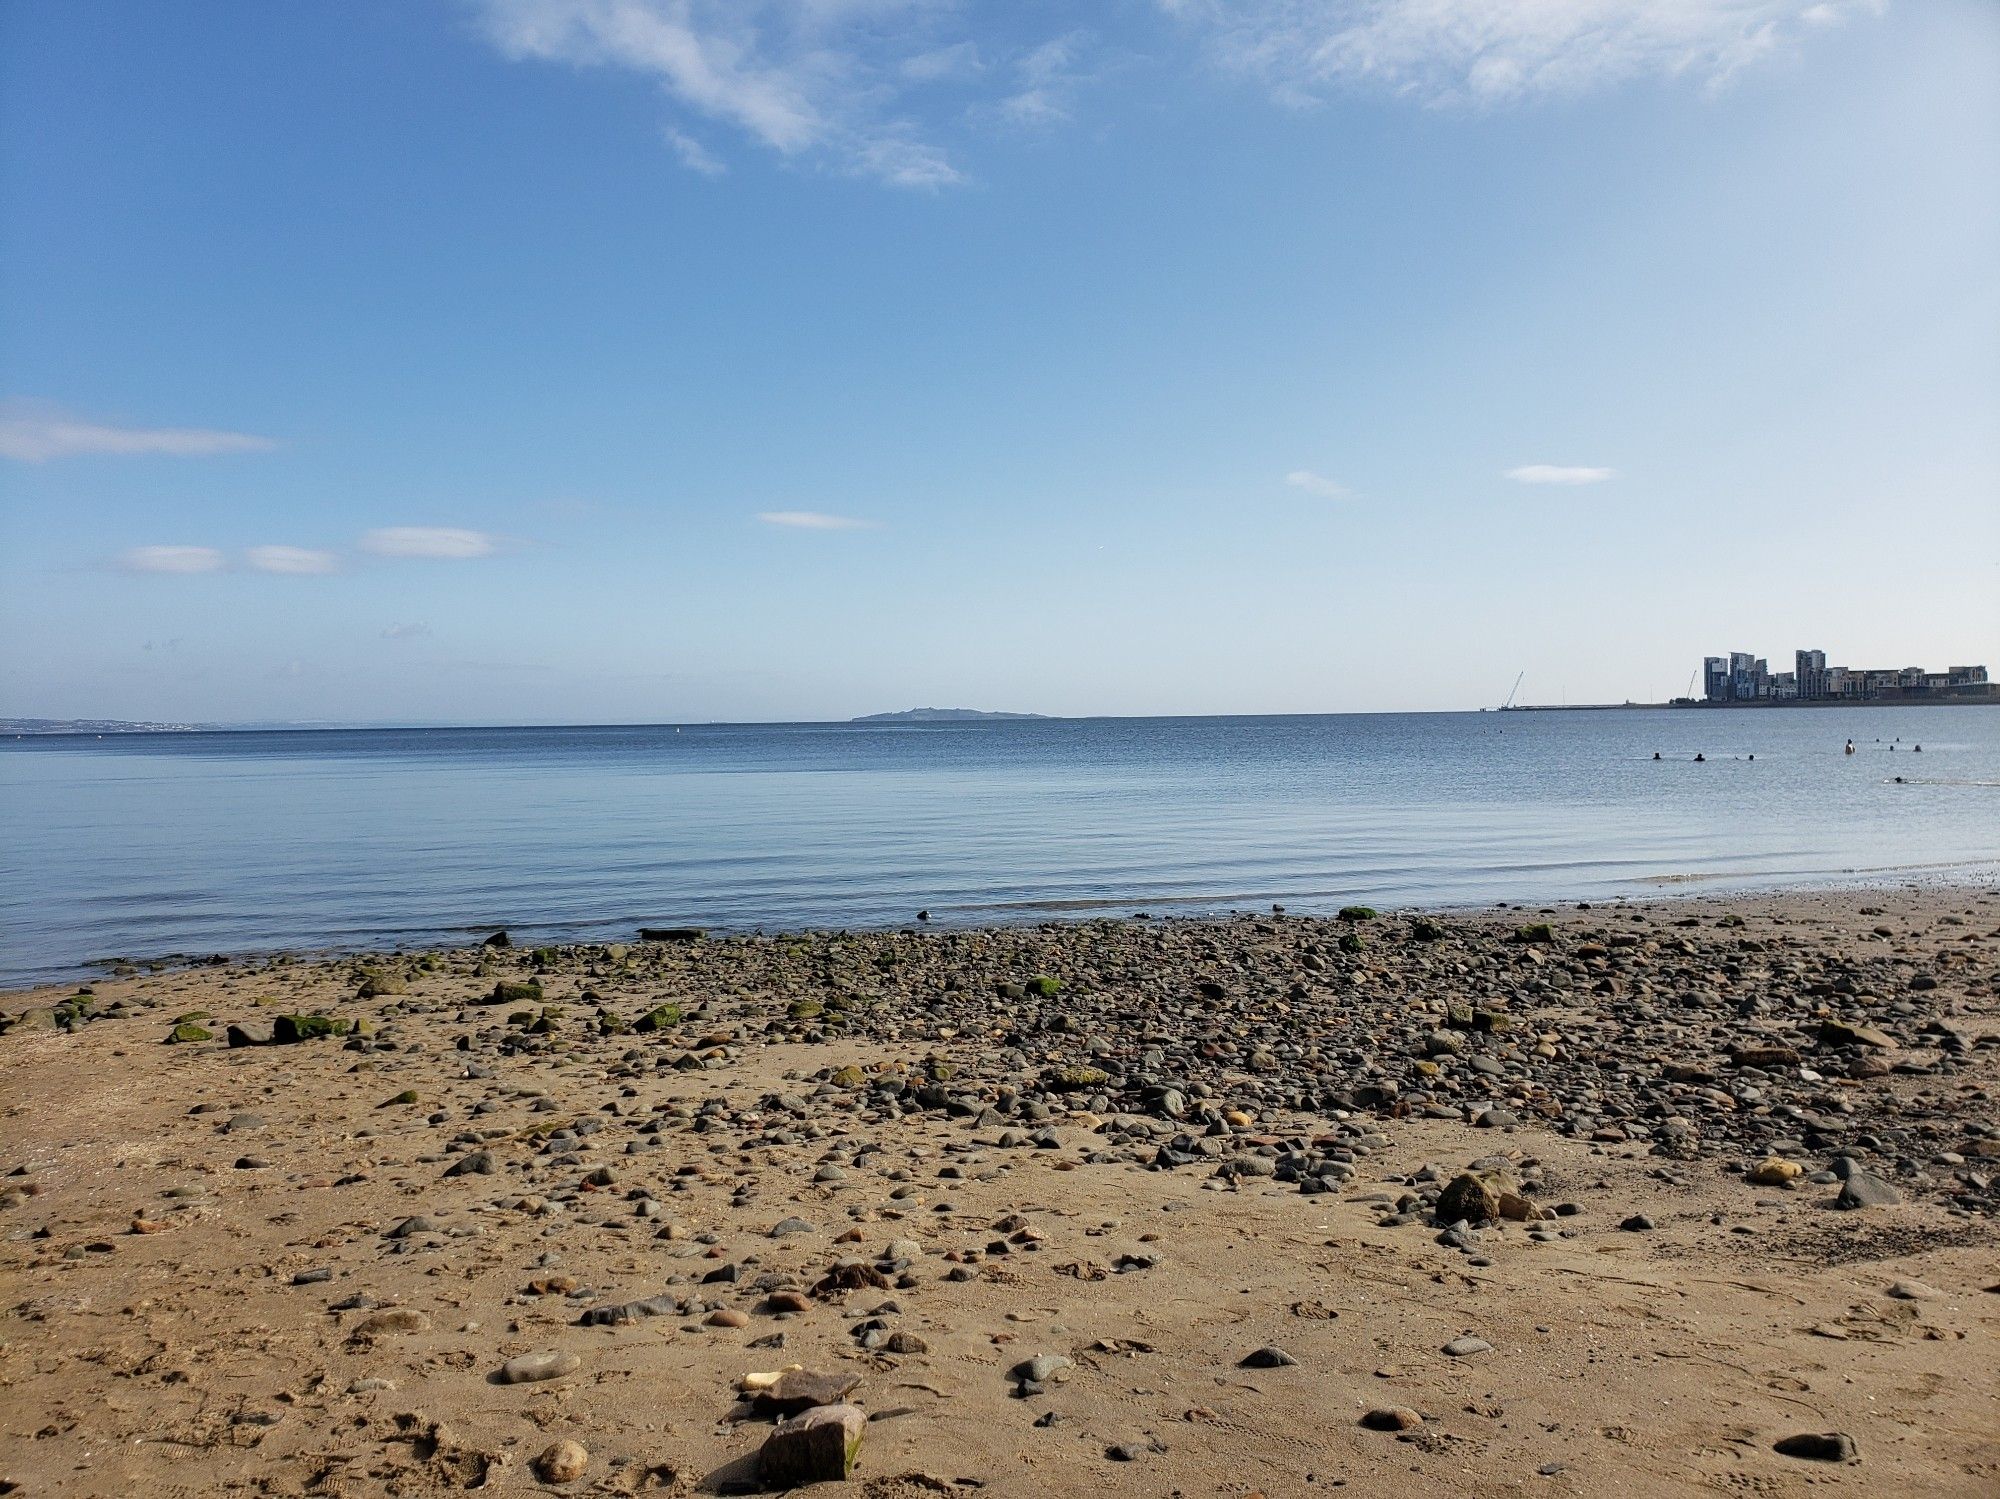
[2,0,1996,723]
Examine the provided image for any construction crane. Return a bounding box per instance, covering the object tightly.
[1500,672,1525,710]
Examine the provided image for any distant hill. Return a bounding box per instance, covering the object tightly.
[852,708,1048,722]
[2,717,204,735]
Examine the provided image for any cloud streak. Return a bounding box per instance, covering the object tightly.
[756,510,880,530]
[246,545,340,575]
[360,527,504,559]
[1284,469,1350,499]
[472,0,972,187]
[1163,0,1884,107]
[1507,464,1616,485]
[1,402,276,463]
[117,546,228,575]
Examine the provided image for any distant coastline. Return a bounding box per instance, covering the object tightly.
[851,708,1050,722]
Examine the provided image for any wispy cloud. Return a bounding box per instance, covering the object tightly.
[1284,469,1350,499]
[360,527,503,559]
[1,401,276,463]
[245,545,340,575]
[471,0,970,187]
[117,545,227,575]
[996,33,1089,128]
[756,510,881,530]
[1506,463,1616,485]
[1163,0,1884,107]
[382,621,433,640]
[664,125,726,175]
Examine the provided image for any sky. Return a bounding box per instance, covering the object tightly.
[2,0,1996,724]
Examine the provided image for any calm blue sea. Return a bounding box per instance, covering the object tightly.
[2,709,1996,989]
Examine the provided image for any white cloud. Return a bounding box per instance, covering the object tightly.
[756,510,881,530]
[245,544,340,575]
[472,0,968,186]
[664,125,726,175]
[1507,464,1616,485]
[360,526,503,559]
[1,401,275,463]
[117,545,227,575]
[902,40,981,82]
[382,621,433,640]
[996,33,1088,128]
[1164,0,1884,107]
[1284,469,1350,499]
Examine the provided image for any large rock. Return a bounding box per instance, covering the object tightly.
[1820,1019,1894,1050]
[760,1402,866,1486]
[1835,1170,1900,1209]
[1435,1170,1513,1226]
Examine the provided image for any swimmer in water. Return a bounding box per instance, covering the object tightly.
[1653,751,1661,760]
[1694,752,1706,762]
[1845,739,1855,755]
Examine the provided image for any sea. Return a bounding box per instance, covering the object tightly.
[2,708,1996,990]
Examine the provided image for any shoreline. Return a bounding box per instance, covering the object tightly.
[3,887,1996,1495]
[12,863,2000,1003]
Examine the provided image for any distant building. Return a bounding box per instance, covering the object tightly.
[1697,648,1990,703]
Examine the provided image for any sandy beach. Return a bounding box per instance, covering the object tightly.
[2,888,1996,1497]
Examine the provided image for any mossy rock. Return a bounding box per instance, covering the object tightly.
[489,980,543,1005]
[531,947,560,968]
[508,1010,536,1027]
[1045,1064,1109,1091]
[526,1012,560,1035]
[166,1021,213,1044]
[1409,919,1445,942]
[788,998,826,1021]
[1026,975,1061,997]
[596,1008,630,1036]
[829,1064,866,1087]
[355,971,406,998]
[380,1089,420,1107]
[1337,931,1365,954]
[273,1013,350,1043]
[173,1010,213,1024]
[633,1003,682,1033]
[1512,923,1556,945]
[1337,906,1378,922]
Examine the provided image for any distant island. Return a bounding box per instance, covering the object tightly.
[2,717,205,735]
[852,708,1049,722]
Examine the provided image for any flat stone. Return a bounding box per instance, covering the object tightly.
[1442,1336,1493,1358]
[497,1349,580,1385]
[1774,1432,1856,1462]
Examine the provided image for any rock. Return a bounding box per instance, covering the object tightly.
[1835,1170,1900,1209]
[497,1349,580,1385]
[633,1003,681,1032]
[1360,1407,1422,1432]
[1442,1336,1493,1358]
[1619,1214,1656,1232]
[444,1151,496,1178]
[758,1368,861,1415]
[273,1013,349,1043]
[355,970,406,998]
[1435,1171,1509,1226]
[1885,1279,1937,1300]
[226,1021,274,1048]
[533,1438,589,1483]
[1748,1157,1803,1186]
[353,1308,431,1336]
[1774,1432,1856,1462]
[1239,1346,1297,1368]
[1820,1020,1893,1050]
[707,1308,749,1328]
[760,1402,866,1486]
[166,1022,212,1043]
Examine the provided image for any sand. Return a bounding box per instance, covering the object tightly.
[1,888,1996,1497]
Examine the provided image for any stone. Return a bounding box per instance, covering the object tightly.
[497,1349,580,1384]
[226,1021,274,1048]
[1360,1407,1422,1432]
[273,1013,349,1043]
[444,1151,496,1178]
[759,1402,866,1486]
[1435,1171,1509,1226]
[1774,1432,1856,1462]
[1442,1336,1493,1358]
[1239,1346,1297,1368]
[1748,1157,1803,1186]
[1835,1170,1900,1210]
[759,1368,862,1415]
[1819,1019,1893,1050]
[353,1308,431,1336]
[533,1438,589,1484]
[1884,1279,1937,1300]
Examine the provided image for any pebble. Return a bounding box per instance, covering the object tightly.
[497,1349,580,1384]
[533,1438,589,1483]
